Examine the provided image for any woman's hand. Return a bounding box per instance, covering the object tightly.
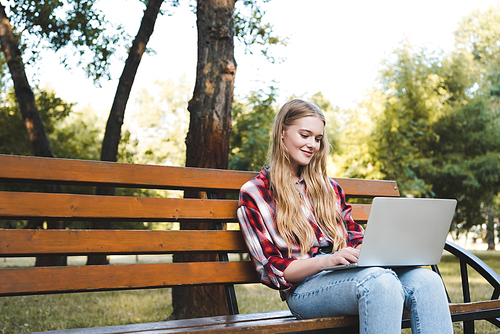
[283,247,360,283]
[319,247,360,268]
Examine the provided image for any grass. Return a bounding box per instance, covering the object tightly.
[1,251,500,334]
[1,290,172,334]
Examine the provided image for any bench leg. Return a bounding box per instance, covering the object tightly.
[459,259,475,334]
[463,321,474,334]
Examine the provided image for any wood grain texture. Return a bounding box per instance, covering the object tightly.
[0,191,371,222]
[0,154,254,192]
[334,177,399,198]
[0,230,248,256]
[28,310,358,334]
[0,192,238,221]
[449,299,500,313]
[0,154,399,197]
[0,261,259,296]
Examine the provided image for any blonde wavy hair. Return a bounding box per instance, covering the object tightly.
[269,99,346,256]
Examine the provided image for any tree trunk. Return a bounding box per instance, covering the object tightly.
[0,4,65,266]
[486,205,496,250]
[171,0,236,320]
[88,0,163,265]
[0,5,52,158]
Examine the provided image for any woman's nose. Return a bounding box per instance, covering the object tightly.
[307,138,316,148]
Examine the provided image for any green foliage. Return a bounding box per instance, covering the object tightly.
[369,44,448,196]
[454,4,500,99]
[332,91,385,180]
[334,4,500,235]
[309,91,341,154]
[0,88,74,156]
[0,85,111,161]
[338,32,500,232]
[455,5,500,68]
[49,106,102,161]
[129,76,191,167]
[229,87,277,171]
[234,0,287,62]
[159,0,285,62]
[0,92,31,156]
[0,53,8,90]
[427,96,500,228]
[5,0,128,82]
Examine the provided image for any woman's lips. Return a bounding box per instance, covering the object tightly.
[301,149,313,157]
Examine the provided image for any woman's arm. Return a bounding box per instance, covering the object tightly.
[283,247,360,282]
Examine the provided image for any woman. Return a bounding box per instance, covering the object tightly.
[237,99,453,333]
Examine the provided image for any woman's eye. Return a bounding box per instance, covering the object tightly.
[301,134,308,138]
[315,138,321,143]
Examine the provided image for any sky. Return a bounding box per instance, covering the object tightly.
[34,0,500,116]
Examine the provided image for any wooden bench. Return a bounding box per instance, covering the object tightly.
[0,154,499,334]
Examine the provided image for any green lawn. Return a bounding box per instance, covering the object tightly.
[1,251,500,334]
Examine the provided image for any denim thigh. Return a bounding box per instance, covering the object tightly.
[285,266,401,320]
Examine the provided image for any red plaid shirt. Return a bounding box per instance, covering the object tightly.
[237,167,364,292]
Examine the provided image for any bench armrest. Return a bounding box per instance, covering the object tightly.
[444,241,500,300]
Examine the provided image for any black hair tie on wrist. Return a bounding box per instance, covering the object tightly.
[318,244,333,254]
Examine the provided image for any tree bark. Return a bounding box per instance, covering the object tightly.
[171,0,237,320]
[88,0,164,265]
[486,205,496,250]
[0,4,65,266]
[0,5,52,158]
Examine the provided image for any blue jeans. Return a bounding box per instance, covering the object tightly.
[285,266,453,334]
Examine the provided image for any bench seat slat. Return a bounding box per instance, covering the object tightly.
[449,299,500,314]
[156,316,359,334]
[0,230,248,256]
[0,192,372,222]
[30,311,298,334]
[0,155,399,197]
[30,302,500,334]
[30,310,358,334]
[0,261,259,296]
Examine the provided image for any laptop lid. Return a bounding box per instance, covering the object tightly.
[321,197,457,271]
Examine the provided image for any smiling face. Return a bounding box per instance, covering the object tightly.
[281,115,325,178]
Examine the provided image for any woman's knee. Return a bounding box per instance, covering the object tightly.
[400,267,445,291]
[357,268,404,302]
[402,268,448,303]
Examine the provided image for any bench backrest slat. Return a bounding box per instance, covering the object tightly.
[0,154,399,197]
[0,191,372,222]
[0,192,239,221]
[0,230,248,256]
[0,262,259,296]
[334,177,399,197]
[0,154,256,192]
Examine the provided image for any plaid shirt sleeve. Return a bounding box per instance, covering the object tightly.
[237,178,297,291]
[331,178,364,247]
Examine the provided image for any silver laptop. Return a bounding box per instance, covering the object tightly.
[320,197,457,271]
